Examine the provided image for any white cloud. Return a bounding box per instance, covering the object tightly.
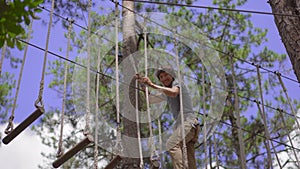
[0,124,51,169]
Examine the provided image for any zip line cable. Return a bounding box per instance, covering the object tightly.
[124,0,300,18]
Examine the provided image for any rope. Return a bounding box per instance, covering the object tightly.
[276,72,300,131]
[114,0,300,85]
[174,38,189,169]
[277,109,300,167]
[158,118,164,168]
[114,0,122,156]
[84,0,92,136]
[56,19,73,158]
[40,3,300,86]
[255,102,282,168]
[34,0,55,108]
[255,65,272,167]
[202,63,208,169]
[93,26,102,169]
[143,19,156,167]
[0,42,7,75]
[135,81,144,168]
[13,35,300,140]
[4,22,33,134]
[16,37,300,121]
[212,133,220,169]
[230,56,246,169]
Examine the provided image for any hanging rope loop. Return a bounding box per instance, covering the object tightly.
[4,115,14,134]
[35,83,44,108]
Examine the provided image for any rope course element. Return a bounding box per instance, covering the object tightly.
[124,0,300,18]
[15,36,300,154]
[143,19,160,169]
[56,18,73,159]
[174,37,189,169]
[39,1,300,87]
[230,56,246,169]
[276,72,300,131]
[2,21,33,144]
[277,109,300,167]
[104,1,123,168]
[93,19,102,169]
[3,0,51,142]
[212,133,220,168]
[202,63,208,169]
[52,0,94,167]
[255,65,276,168]
[113,0,300,88]
[4,0,299,168]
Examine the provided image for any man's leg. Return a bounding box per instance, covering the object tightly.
[168,144,184,169]
[186,140,197,169]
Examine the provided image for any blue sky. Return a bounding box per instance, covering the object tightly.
[1,0,300,169]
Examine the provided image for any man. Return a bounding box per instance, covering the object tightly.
[136,67,200,169]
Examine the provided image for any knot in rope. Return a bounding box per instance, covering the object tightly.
[4,115,14,134]
[56,148,64,158]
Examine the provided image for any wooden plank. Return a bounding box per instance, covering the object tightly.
[2,107,44,144]
[52,135,94,168]
[104,155,122,169]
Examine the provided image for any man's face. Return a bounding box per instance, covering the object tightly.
[158,72,173,87]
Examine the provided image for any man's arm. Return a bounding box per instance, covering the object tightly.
[135,74,179,98]
[148,83,179,98]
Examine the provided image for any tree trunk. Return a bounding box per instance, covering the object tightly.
[269,0,300,83]
[121,1,140,168]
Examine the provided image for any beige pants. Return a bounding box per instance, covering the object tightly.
[167,118,200,169]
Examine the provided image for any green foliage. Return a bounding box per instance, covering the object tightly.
[0,72,15,124]
[0,0,43,49]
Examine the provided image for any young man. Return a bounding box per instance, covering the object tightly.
[136,67,200,169]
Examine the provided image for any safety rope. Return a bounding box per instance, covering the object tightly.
[174,38,189,169]
[202,63,208,169]
[135,80,144,168]
[143,20,157,168]
[256,65,282,168]
[4,22,33,134]
[84,0,92,136]
[34,0,55,109]
[93,28,102,169]
[0,42,7,75]
[212,133,220,169]
[277,109,300,167]
[114,0,123,156]
[255,65,272,167]
[157,118,164,168]
[230,56,246,169]
[255,102,282,168]
[276,72,300,131]
[56,19,73,158]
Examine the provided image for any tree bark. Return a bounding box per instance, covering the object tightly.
[269,0,300,83]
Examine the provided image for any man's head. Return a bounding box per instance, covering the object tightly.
[156,67,175,87]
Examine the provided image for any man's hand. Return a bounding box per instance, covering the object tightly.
[135,74,152,86]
